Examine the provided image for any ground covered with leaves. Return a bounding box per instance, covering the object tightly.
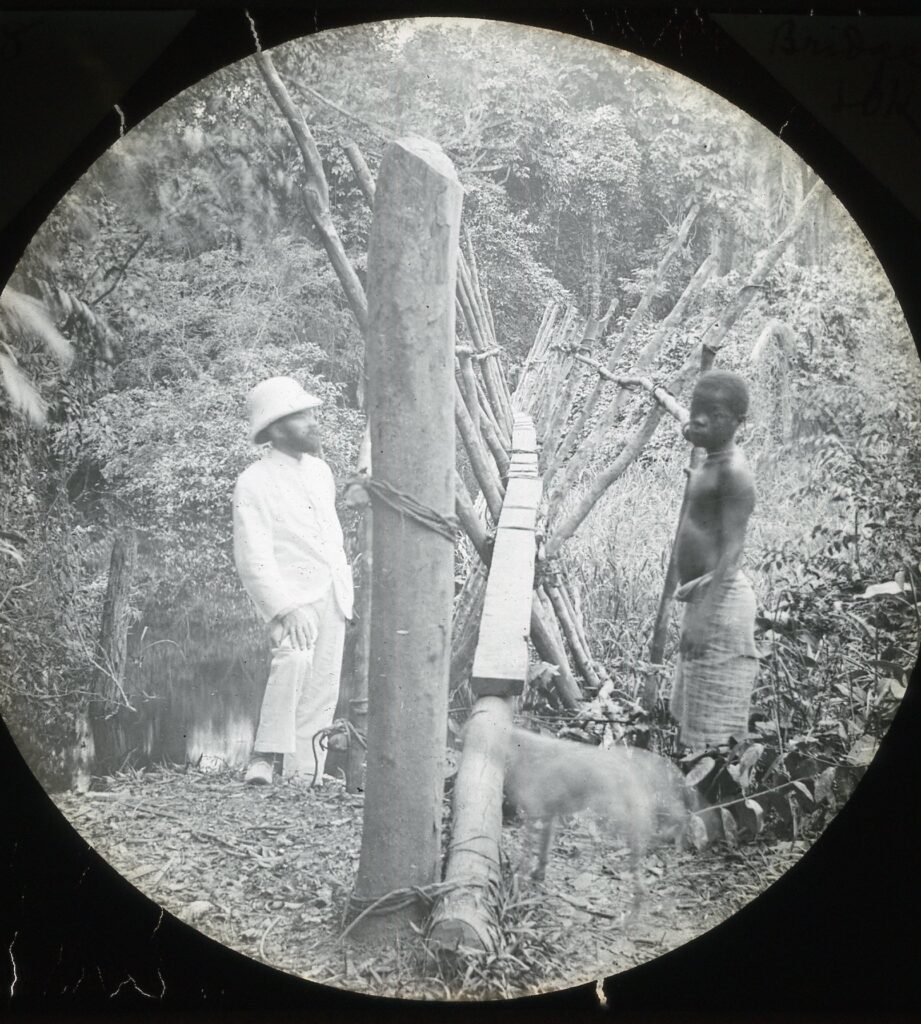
[53,765,810,1001]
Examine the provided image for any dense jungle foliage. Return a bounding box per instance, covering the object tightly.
[1,19,918,809]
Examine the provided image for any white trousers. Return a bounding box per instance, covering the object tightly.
[252,586,346,779]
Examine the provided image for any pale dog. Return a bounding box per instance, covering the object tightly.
[504,727,690,908]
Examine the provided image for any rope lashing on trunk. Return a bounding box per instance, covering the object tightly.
[344,473,459,542]
[341,880,463,942]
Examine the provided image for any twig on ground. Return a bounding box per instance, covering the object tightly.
[148,853,179,888]
[259,915,282,961]
[537,884,627,922]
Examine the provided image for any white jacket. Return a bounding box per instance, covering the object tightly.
[232,448,354,622]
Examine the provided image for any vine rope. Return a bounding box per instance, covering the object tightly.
[347,473,459,542]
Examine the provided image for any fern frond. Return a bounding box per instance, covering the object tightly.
[39,281,119,354]
[0,286,74,366]
[0,350,47,424]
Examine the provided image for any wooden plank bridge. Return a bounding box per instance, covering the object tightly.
[429,413,541,951]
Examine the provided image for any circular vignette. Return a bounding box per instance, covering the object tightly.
[1,9,921,1015]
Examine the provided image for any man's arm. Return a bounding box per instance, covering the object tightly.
[233,475,304,625]
[712,464,755,581]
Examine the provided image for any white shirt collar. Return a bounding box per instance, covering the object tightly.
[265,446,305,469]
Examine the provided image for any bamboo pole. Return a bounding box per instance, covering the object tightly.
[461,249,494,356]
[542,300,618,478]
[473,372,507,453]
[454,470,490,564]
[352,136,462,940]
[517,307,570,419]
[460,241,513,432]
[644,448,706,692]
[550,204,699,472]
[458,267,511,439]
[479,413,511,481]
[343,140,377,205]
[449,473,492,696]
[635,253,717,374]
[481,273,500,348]
[535,585,568,660]
[591,250,716,440]
[455,381,505,521]
[545,582,603,691]
[513,303,559,412]
[557,576,609,687]
[457,353,481,435]
[529,601,583,709]
[530,311,577,436]
[573,250,718,477]
[545,346,701,560]
[549,352,692,524]
[547,244,708,511]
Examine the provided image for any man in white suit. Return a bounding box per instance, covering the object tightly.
[233,377,354,785]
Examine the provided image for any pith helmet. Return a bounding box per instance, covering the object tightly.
[246,376,322,444]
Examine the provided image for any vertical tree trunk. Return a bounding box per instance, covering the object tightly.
[90,528,138,773]
[351,137,463,940]
[344,426,373,793]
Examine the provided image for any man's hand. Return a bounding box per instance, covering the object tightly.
[277,606,319,651]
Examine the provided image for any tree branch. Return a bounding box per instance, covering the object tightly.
[572,354,689,424]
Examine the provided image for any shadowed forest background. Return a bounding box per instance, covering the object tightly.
[1,19,918,811]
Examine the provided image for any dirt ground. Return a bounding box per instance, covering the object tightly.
[52,765,809,1001]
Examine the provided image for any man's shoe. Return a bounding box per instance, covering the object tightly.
[244,757,275,786]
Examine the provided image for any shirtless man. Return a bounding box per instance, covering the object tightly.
[669,370,758,752]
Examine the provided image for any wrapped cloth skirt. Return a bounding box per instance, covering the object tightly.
[669,571,758,751]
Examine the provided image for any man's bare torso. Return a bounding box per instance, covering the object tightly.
[675,448,755,585]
